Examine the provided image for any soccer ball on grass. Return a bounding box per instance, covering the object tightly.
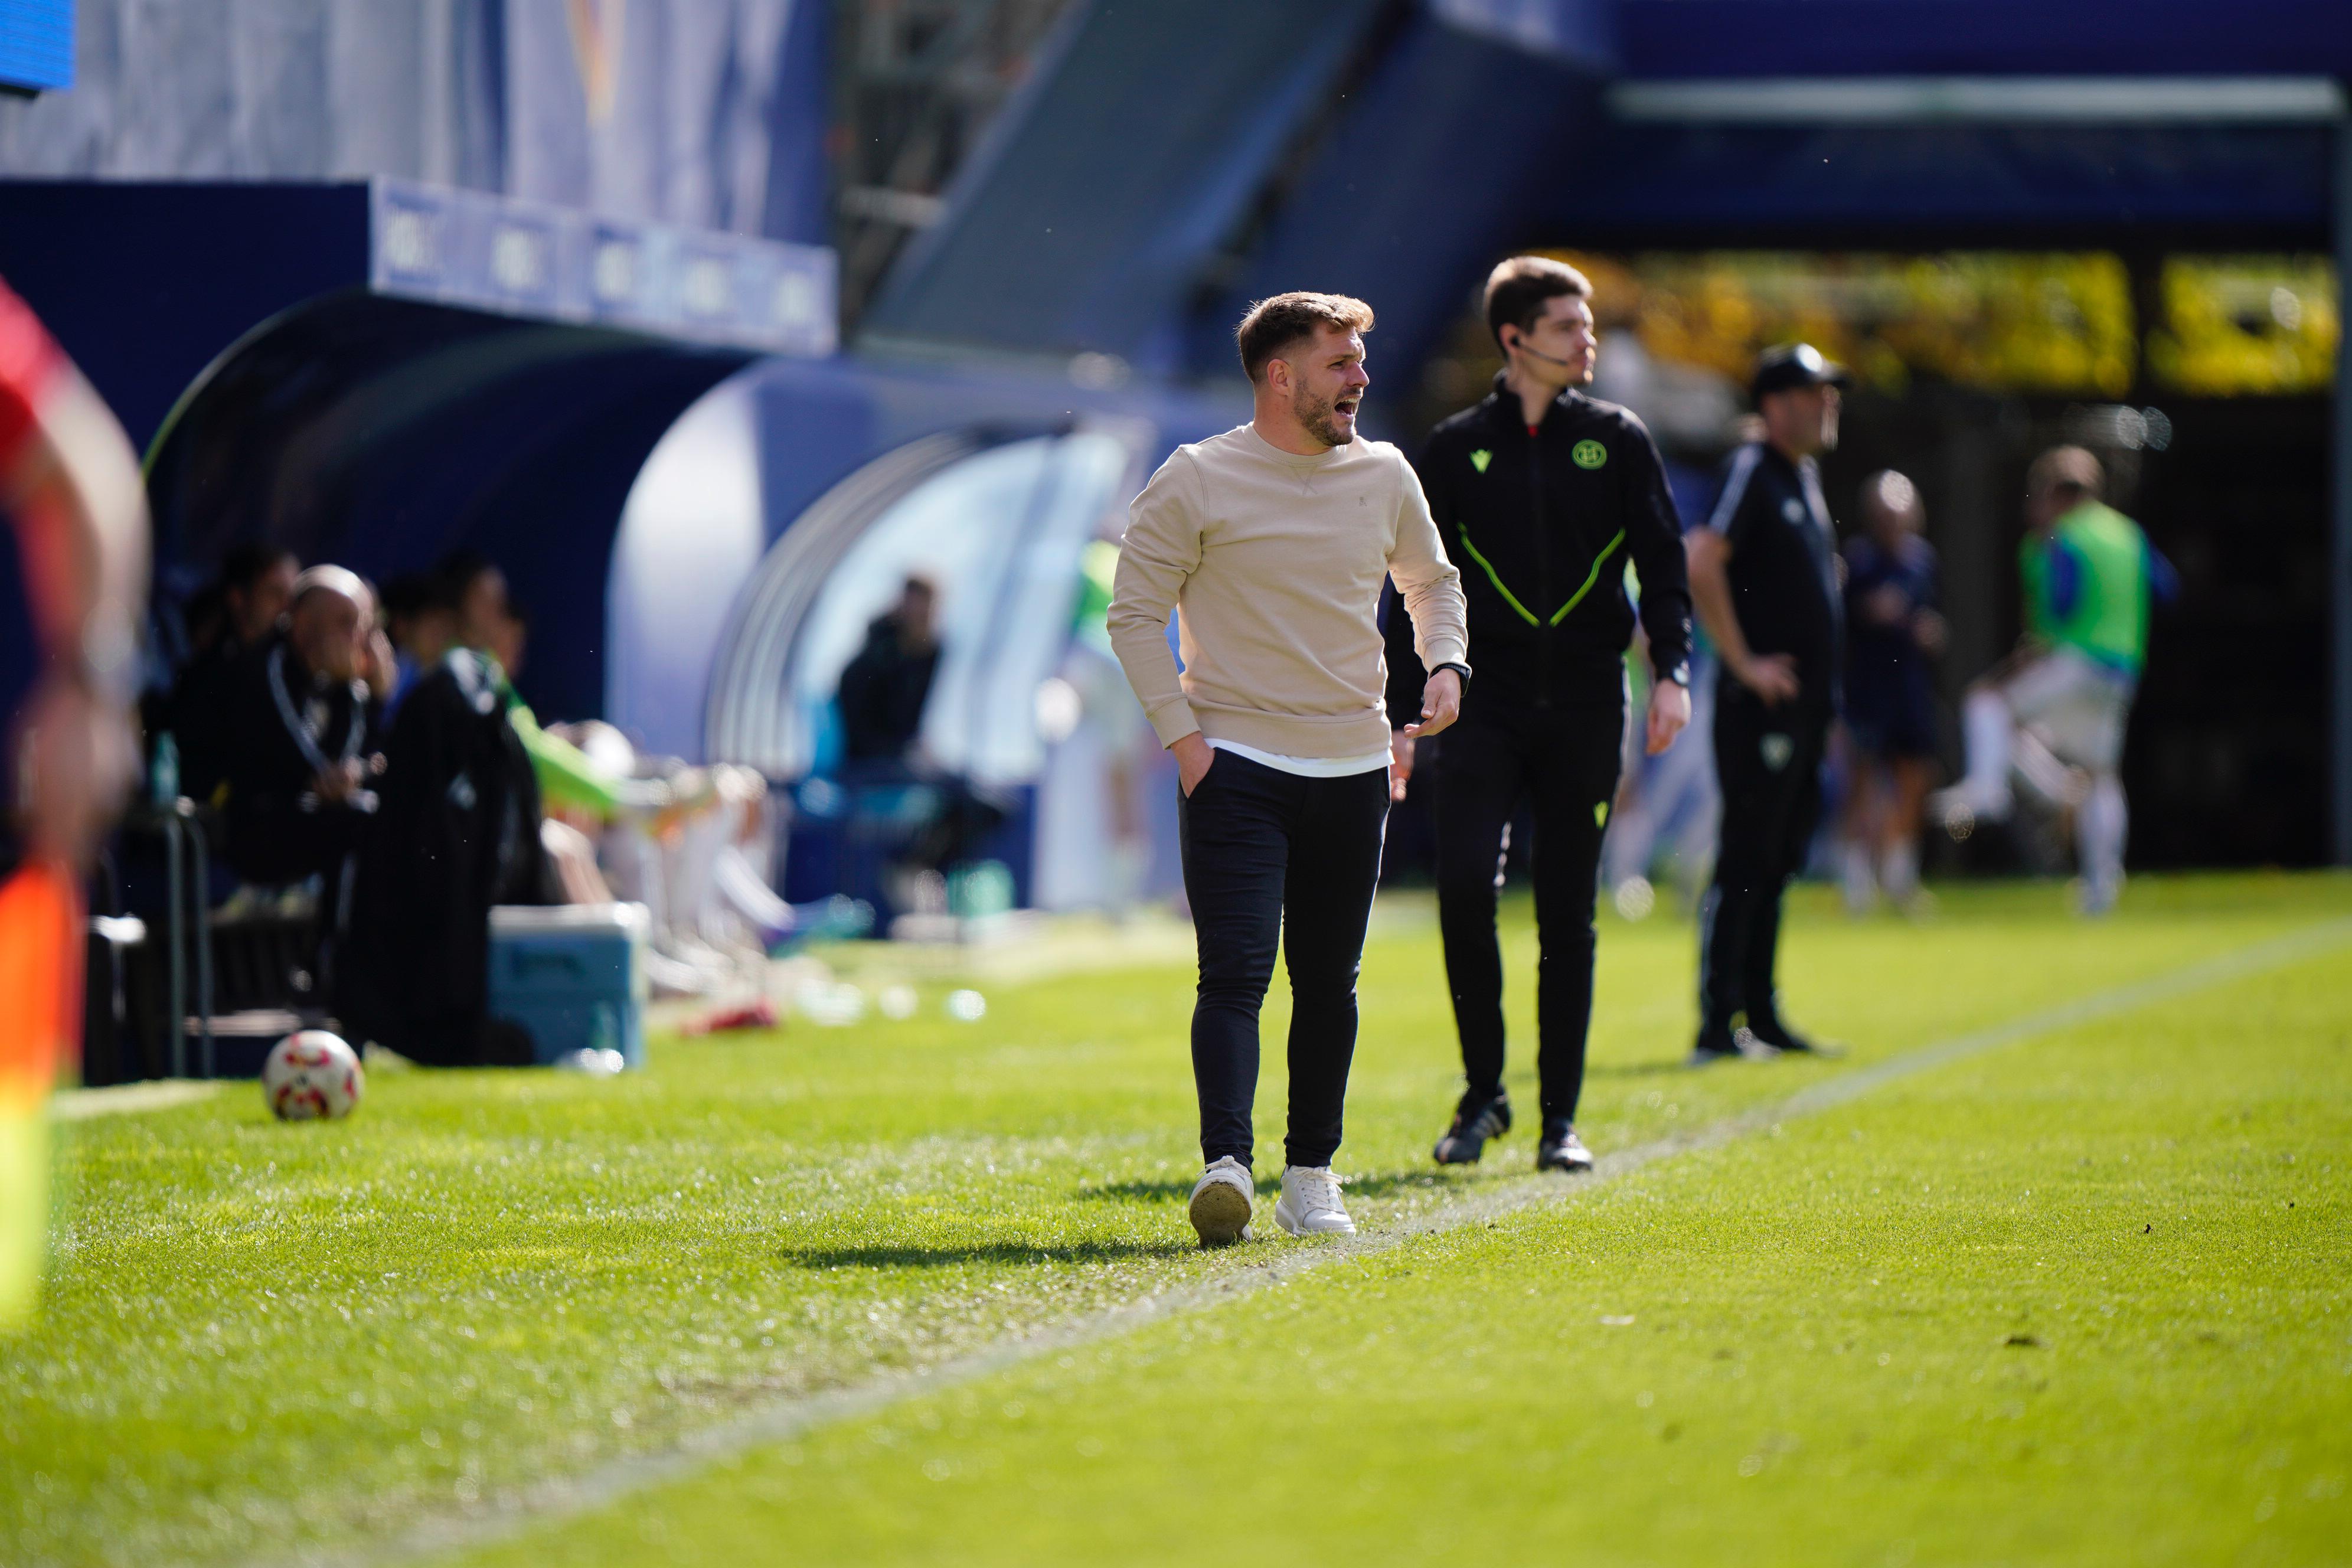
[263,1030,364,1121]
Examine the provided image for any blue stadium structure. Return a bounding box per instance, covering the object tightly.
[1,0,2347,880]
[0,0,71,93]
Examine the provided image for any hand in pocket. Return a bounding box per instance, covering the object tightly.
[1174,733,1216,798]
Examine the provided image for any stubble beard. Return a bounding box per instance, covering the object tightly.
[1294,387,1355,448]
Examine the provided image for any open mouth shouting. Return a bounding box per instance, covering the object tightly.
[1301,388,1361,447]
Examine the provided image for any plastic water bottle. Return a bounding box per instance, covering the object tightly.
[151,733,180,806]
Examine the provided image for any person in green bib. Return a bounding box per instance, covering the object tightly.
[1932,446,2175,913]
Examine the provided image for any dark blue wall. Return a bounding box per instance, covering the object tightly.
[1547,123,2334,247]
[0,182,373,454]
[1614,0,2352,77]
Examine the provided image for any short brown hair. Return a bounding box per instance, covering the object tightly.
[2027,445,2104,503]
[1234,292,1374,383]
[1484,256,1591,351]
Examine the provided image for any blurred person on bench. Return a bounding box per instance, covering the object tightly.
[165,542,298,806]
[342,550,754,1055]
[217,566,381,901]
[479,597,625,905]
[481,610,859,965]
[839,573,942,773]
[435,553,671,835]
[375,570,458,724]
[834,572,1003,893]
[338,556,550,1067]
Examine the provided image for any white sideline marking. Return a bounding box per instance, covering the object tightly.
[50,1080,221,1121]
[315,916,2352,1568]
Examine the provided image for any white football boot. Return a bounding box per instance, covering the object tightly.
[1273,1165,1355,1237]
[1187,1156,1254,1247]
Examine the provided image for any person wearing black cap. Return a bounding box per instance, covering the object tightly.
[1684,343,1847,1064]
[1389,256,1694,1170]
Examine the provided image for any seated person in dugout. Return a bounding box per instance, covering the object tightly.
[458,568,678,904]
[216,565,380,891]
[345,547,779,1057]
[834,572,1002,888]
[375,569,459,724]
[166,542,299,806]
[337,590,551,1066]
[483,599,623,906]
[427,551,662,823]
[838,573,942,774]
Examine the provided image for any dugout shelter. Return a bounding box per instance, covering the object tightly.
[0,175,1234,913]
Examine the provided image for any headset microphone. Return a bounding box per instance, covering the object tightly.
[1508,333,1580,370]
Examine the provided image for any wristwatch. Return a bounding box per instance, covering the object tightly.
[1432,661,1471,695]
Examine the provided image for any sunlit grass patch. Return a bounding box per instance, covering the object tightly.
[5,873,2348,1566]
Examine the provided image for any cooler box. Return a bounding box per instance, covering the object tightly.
[487,903,651,1067]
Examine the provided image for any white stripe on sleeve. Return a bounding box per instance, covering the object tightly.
[1704,443,1763,535]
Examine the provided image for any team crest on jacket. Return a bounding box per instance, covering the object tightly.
[1572,439,1607,469]
[1760,733,1794,772]
[1469,449,1492,473]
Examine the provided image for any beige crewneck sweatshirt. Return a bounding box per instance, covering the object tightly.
[1108,423,1469,760]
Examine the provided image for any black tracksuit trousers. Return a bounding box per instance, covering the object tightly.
[1178,750,1390,1169]
[1432,703,1625,1127]
[1698,688,1831,1035]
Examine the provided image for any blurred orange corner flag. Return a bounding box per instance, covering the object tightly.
[0,862,79,1330]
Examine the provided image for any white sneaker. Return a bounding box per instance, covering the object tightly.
[1187,1157,1254,1247]
[1273,1165,1355,1237]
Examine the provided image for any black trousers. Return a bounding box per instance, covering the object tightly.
[1699,690,1830,1034]
[1177,750,1390,1168]
[1431,704,1623,1126]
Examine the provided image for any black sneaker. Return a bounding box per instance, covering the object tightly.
[1749,1017,1845,1058]
[1536,1123,1593,1173]
[1433,1090,1513,1165]
[1687,1025,1779,1067]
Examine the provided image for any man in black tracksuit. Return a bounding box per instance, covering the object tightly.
[1388,256,1693,1172]
[218,567,378,889]
[1685,343,1848,1063]
[341,643,549,1067]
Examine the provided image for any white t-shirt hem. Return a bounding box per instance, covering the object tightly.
[1208,738,1392,778]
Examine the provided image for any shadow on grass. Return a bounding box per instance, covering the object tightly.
[1080,1168,1467,1204]
[783,1239,1190,1269]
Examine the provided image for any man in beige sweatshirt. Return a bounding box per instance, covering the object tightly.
[1108,292,1470,1247]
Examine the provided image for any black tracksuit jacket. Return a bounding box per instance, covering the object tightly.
[1389,377,1694,725]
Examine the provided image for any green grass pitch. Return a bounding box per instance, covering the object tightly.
[5,874,2349,1566]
